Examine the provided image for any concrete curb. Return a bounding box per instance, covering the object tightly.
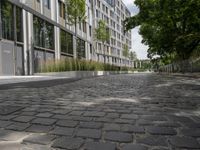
[35,71,134,78]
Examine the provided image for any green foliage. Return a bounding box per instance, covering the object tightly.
[95,20,111,63]
[129,51,137,61]
[125,0,200,62]
[95,20,110,44]
[39,59,133,73]
[64,0,86,24]
[123,44,129,58]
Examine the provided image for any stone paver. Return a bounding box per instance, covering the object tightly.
[137,135,168,147]
[23,134,55,145]
[169,136,200,149]
[6,122,30,131]
[76,128,101,139]
[13,116,35,123]
[50,127,74,136]
[26,125,53,133]
[180,128,200,137]
[104,131,133,142]
[0,129,29,141]
[121,125,145,133]
[121,144,148,150]
[32,118,57,125]
[52,137,84,149]
[0,73,199,150]
[79,122,103,129]
[56,120,78,127]
[84,142,116,150]
[146,126,177,135]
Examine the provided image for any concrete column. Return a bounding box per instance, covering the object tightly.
[73,36,77,59]
[40,0,44,14]
[27,12,34,75]
[22,10,28,75]
[54,27,60,60]
[51,0,57,21]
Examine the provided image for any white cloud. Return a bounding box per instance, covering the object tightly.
[122,0,148,59]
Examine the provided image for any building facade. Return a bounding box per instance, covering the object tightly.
[0,0,132,75]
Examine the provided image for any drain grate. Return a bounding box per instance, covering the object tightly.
[0,105,24,115]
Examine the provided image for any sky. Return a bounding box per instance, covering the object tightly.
[122,0,148,59]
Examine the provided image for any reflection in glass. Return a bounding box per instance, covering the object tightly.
[77,38,85,58]
[1,1,14,40]
[60,29,73,55]
[16,7,23,42]
[33,16,54,49]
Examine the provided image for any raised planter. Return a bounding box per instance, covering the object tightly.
[35,71,133,79]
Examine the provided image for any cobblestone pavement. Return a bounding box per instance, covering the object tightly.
[0,73,200,150]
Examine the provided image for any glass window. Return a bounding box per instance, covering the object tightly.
[33,16,54,49]
[83,21,86,33]
[77,38,85,58]
[45,21,54,49]
[89,25,91,36]
[59,1,65,19]
[60,29,73,55]
[1,1,14,40]
[16,7,23,42]
[43,0,50,9]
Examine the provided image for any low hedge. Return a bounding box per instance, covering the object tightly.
[37,58,132,73]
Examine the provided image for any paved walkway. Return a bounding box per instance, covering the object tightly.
[0,73,200,150]
[0,76,71,85]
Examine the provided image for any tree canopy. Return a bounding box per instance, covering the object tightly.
[129,51,137,61]
[95,20,110,63]
[124,0,200,63]
[123,44,129,58]
[95,20,110,44]
[65,0,86,25]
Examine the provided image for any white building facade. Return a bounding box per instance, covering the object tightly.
[0,0,132,75]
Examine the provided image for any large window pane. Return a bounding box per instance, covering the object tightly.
[33,16,44,47]
[45,21,54,49]
[16,7,23,42]
[1,1,14,40]
[77,38,85,58]
[60,29,73,55]
[33,16,54,49]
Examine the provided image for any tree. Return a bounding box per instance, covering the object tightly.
[64,0,86,58]
[95,20,110,63]
[124,0,200,63]
[129,51,137,61]
[123,44,129,58]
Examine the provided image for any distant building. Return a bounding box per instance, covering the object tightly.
[0,0,132,75]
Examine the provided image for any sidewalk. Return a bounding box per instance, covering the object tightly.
[0,76,70,85]
[171,72,200,78]
[159,72,200,78]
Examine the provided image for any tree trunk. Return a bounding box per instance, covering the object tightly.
[103,42,106,64]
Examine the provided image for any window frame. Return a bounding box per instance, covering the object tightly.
[0,0,2,39]
[33,16,54,50]
[60,29,73,56]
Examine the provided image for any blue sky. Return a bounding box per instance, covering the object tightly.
[122,0,148,59]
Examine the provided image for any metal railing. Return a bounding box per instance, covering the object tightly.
[159,58,200,73]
